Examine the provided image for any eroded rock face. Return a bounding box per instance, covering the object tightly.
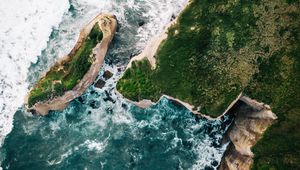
[219,96,277,170]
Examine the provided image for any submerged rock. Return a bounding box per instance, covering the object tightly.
[77,96,85,104]
[138,20,145,27]
[103,90,115,103]
[89,100,100,109]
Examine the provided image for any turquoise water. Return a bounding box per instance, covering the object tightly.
[1,96,231,169]
[0,0,232,169]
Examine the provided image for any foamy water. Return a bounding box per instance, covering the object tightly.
[0,0,70,146]
[0,0,188,147]
[0,1,232,169]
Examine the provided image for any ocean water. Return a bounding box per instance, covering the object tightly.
[0,0,232,169]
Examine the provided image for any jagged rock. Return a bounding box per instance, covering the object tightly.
[138,20,145,27]
[89,100,100,109]
[103,90,115,103]
[77,96,85,104]
[117,67,122,72]
[211,160,219,167]
[218,96,277,170]
[121,103,128,109]
[103,70,113,80]
[94,79,106,89]
[171,14,176,21]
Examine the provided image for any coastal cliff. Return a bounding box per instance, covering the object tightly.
[219,97,277,170]
[26,13,117,115]
[117,0,300,169]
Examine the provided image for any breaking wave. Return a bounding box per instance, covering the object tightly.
[0,0,70,146]
[0,0,233,169]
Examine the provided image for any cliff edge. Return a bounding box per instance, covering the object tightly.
[116,0,299,169]
[219,96,277,170]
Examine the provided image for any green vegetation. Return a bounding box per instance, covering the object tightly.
[118,0,260,117]
[28,23,103,107]
[117,0,300,169]
[247,50,300,169]
[245,6,300,168]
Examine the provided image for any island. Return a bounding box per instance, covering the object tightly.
[26,13,117,115]
[117,0,300,169]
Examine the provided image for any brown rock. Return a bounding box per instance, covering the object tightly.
[218,96,277,170]
[94,79,106,89]
[103,70,113,80]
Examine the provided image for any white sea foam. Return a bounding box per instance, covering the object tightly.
[75,0,189,49]
[135,0,188,49]
[0,0,189,147]
[189,120,229,170]
[82,139,108,153]
[0,0,190,167]
[0,0,70,146]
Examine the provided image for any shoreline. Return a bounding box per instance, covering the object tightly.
[26,13,117,115]
[115,0,278,169]
[117,0,242,120]
[115,87,242,120]
[126,0,191,70]
[219,96,277,170]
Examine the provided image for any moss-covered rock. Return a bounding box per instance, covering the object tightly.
[28,23,103,107]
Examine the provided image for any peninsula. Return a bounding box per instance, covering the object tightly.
[117,0,300,169]
[26,13,117,115]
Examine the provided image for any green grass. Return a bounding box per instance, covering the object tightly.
[117,0,300,169]
[246,37,300,169]
[118,0,260,117]
[28,23,103,107]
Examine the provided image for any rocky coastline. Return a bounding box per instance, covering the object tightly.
[26,13,117,115]
[116,1,278,168]
[218,96,277,170]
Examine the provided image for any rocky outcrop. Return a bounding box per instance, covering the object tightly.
[26,13,117,115]
[219,96,277,170]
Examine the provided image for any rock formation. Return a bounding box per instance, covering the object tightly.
[219,96,277,170]
[26,13,117,115]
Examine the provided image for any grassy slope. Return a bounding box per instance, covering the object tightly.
[245,15,300,170]
[245,1,300,168]
[117,0,300,168]
[246,49,300,169]
[28,23,103,107]
[118,0,260,117]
